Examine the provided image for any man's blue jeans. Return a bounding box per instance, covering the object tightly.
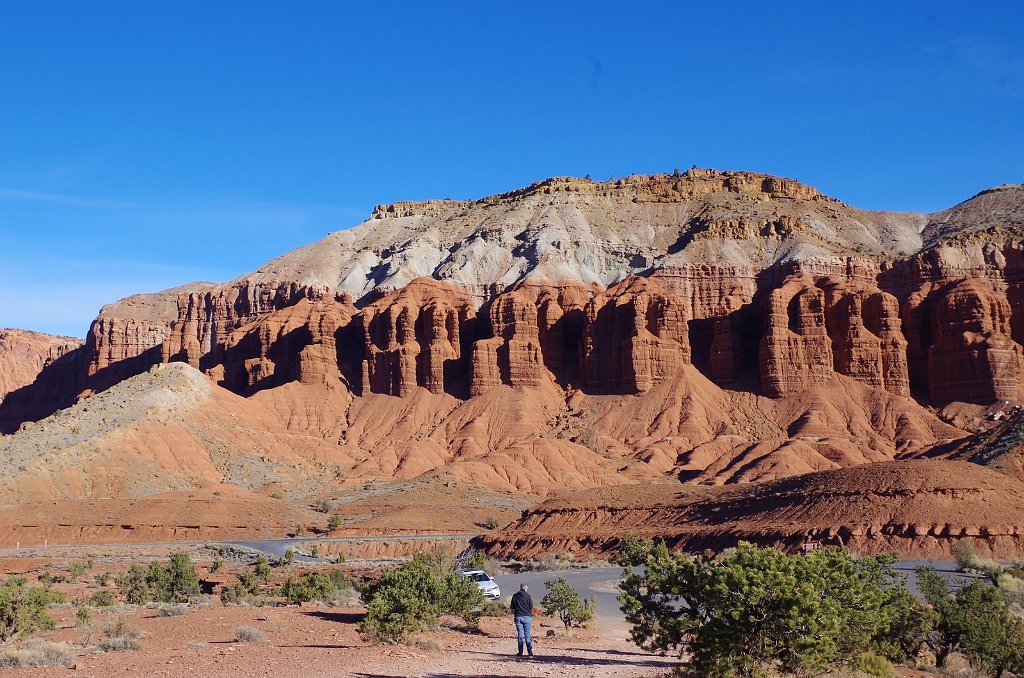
[514,615,533,655]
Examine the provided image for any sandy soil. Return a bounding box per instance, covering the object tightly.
[6,606,678,677]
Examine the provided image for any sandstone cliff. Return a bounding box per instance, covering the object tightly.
[5,171,1024,492]
[0,329,82,403]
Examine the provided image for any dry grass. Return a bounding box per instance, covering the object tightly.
[97,618,144,652]
[0,639,75,668]
[156,604,191,617]
[408,635,443,652]
[234,626,267,643]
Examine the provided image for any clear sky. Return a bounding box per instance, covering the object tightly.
[1,1,1021,337]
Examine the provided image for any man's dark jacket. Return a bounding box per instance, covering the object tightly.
[511,590,533,617]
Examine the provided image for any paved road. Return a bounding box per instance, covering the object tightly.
[493,567,627,628]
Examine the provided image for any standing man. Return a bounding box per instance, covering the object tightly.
[511,582,534,657]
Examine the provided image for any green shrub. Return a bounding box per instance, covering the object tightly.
[541,577,595,629]
[37,571,65,584]
[619,543,932,677]
[312,499,331,513]
[483,516,499,530]
[613,534,655,567]
[94,571,111,587]
[279,549,295,566]
[76,607,92,627]
[219,559,272,606]
[465,550,501,575]
[89,589,115,607]
[855,651,895,678]
[116,552,200,604]
[67,560,91,581]
[327,515,341,531]
[952,539,980,570]
[0,577,66,642]
[254,555,272,581]
[279,569,354,604]
[359,552,483,643]
[209,558,224,574]
[919,569,1024,675]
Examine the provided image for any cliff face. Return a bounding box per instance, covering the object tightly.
[7,172,1024,479]
[0,329,82,403]
[0,330,84,434]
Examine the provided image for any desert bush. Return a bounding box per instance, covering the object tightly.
[97,618,143,652]
[209,558,224,574]
[0,639,74,668]
[327,515,341,531]
[483,516,499,530]
[156,604,190,617]
[465,550,502,575]
[279,569,354,605]
[408,634,443,652]
[619,543,933,677]
[541,577,595,629]
[950,539,1005,582]
[76,607,91,626]
[88,589,115,607]
[94,571,111,587]
[521,555,561,572]
[279,549,295,566]
[37,571,65,584]
[312,498,331,513]
[918,569,1024,676]
[254,555,272,581]
[359,552,484,643]
[479,598,510,617]
[116,552,200,604]
[67,560,91,581]
[0,576,66,642]
[952,539,981,571]
[425,543,457,577]
[219,559,272,606]
[855,651,896,678]
[234,626,266,643]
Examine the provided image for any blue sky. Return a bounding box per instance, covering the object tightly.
[1,2,1022,337]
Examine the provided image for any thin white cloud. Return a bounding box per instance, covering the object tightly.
[0,188,136,209]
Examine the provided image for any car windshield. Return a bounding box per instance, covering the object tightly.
[469,573,490,582]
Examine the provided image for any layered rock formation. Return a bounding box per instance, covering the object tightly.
[5,170,1024,495]
[66,171,1022,418]
[477,460,1024,560]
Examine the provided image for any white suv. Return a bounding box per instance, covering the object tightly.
[457,569,501,600]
